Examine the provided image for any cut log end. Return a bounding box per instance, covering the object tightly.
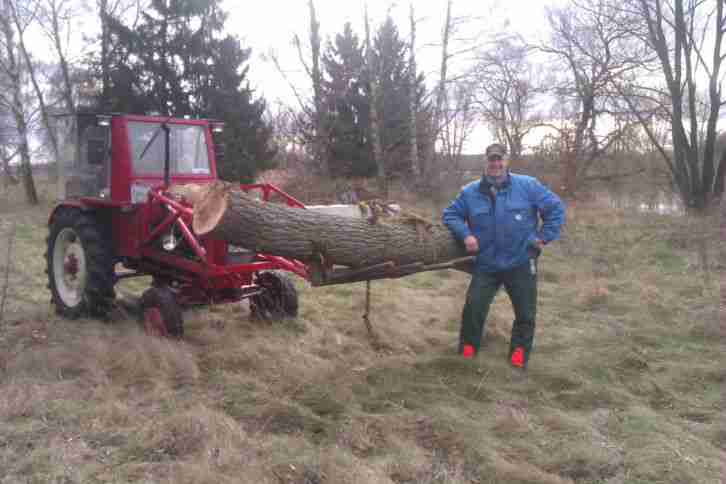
[191,181,233,235]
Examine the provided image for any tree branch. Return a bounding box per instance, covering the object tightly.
[292,34,312,80]
[266,49,311,116]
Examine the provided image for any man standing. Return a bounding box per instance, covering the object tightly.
[443,143,565,368]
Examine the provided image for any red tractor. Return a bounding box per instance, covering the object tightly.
[47,113,309,336]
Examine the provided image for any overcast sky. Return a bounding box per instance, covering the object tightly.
[223,0,555,105]
[220,0,560,151]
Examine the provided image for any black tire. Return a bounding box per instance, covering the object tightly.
[46,209,116,318]
[139,286,184,337]
[250,271,299,320]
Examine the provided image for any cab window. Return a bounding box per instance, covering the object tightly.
[129,122,211,175]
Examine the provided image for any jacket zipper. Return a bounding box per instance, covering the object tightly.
[489,185,497,266]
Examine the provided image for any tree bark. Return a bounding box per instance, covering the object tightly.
[189,183,468,270]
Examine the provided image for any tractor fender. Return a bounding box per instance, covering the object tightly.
[48,198,121,226]
[48,200,87,226]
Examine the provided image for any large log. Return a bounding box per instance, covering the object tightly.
[183,182,470,279]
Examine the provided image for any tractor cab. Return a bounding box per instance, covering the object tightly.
[48,112,307,337]
[53,113,223,203]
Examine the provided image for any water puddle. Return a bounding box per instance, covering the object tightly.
[592,186,684,215]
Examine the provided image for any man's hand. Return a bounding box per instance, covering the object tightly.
[528,238,545,258]
[464,235,480,254]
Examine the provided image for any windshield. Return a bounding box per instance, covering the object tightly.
[129,122,211,175]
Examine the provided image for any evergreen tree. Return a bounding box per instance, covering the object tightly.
[93,0,275,181]
[370,17,428,177]
[320,18,429,179]
[321,23,373,177]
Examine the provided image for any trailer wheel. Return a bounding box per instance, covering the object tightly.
[250,271,298,320]
[47,209,116,318]
[140,286,184,338]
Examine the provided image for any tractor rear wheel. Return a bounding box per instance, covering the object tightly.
[250,271,298,320]
[46,209,116,318]
[140,286,184,337]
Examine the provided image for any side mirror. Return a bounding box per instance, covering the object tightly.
[214,141,225,163]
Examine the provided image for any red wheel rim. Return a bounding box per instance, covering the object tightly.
[143,307,168,337]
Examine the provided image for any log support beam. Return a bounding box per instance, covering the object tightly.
[310,256,474,287]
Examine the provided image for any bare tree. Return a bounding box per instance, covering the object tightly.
[36,0,80,113]
[291,0,329,176]
[618,0,725,210]
[425,0,452,179]
[540,0,647,196]
[0,0,38,204]
[440,80,478,176]
[473,37,542,160]
[422,1,491,179]
[8,0,59,170]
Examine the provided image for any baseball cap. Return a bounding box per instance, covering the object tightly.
[485,143,507,159]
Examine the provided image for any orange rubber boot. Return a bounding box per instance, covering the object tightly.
[510,347,525,368]
[462,344,476,359]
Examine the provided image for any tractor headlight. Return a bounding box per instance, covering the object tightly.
[162,229,180,251]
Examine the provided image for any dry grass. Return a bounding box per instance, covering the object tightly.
[0,178,723,483]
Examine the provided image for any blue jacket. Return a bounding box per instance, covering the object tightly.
[443,172,566,273]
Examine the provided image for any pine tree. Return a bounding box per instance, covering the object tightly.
[321,22,373,177]
[320,18,429,180]
[370,16,428,178]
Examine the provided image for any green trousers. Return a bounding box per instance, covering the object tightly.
[459,258,538,365]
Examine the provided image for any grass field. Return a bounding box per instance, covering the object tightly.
[0,180,723,484]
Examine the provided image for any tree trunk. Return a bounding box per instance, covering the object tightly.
[99,0,110,110]
[408,3,419,178]
[714,147,726,198]
[0,148,18,187]
[190,183,468,271]
[308,0,329,177]
[426,0,451,179]
[0,0,37,204]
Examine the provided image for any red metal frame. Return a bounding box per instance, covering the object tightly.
[50,113,311,309]
[131,183,310,306]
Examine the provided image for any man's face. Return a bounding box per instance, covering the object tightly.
[486,155,509,178]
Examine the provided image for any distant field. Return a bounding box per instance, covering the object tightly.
[0,179,723,484]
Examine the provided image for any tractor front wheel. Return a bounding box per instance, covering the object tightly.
[47,210,116,318]
[250,271,298,320]
[140,286,184,337]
